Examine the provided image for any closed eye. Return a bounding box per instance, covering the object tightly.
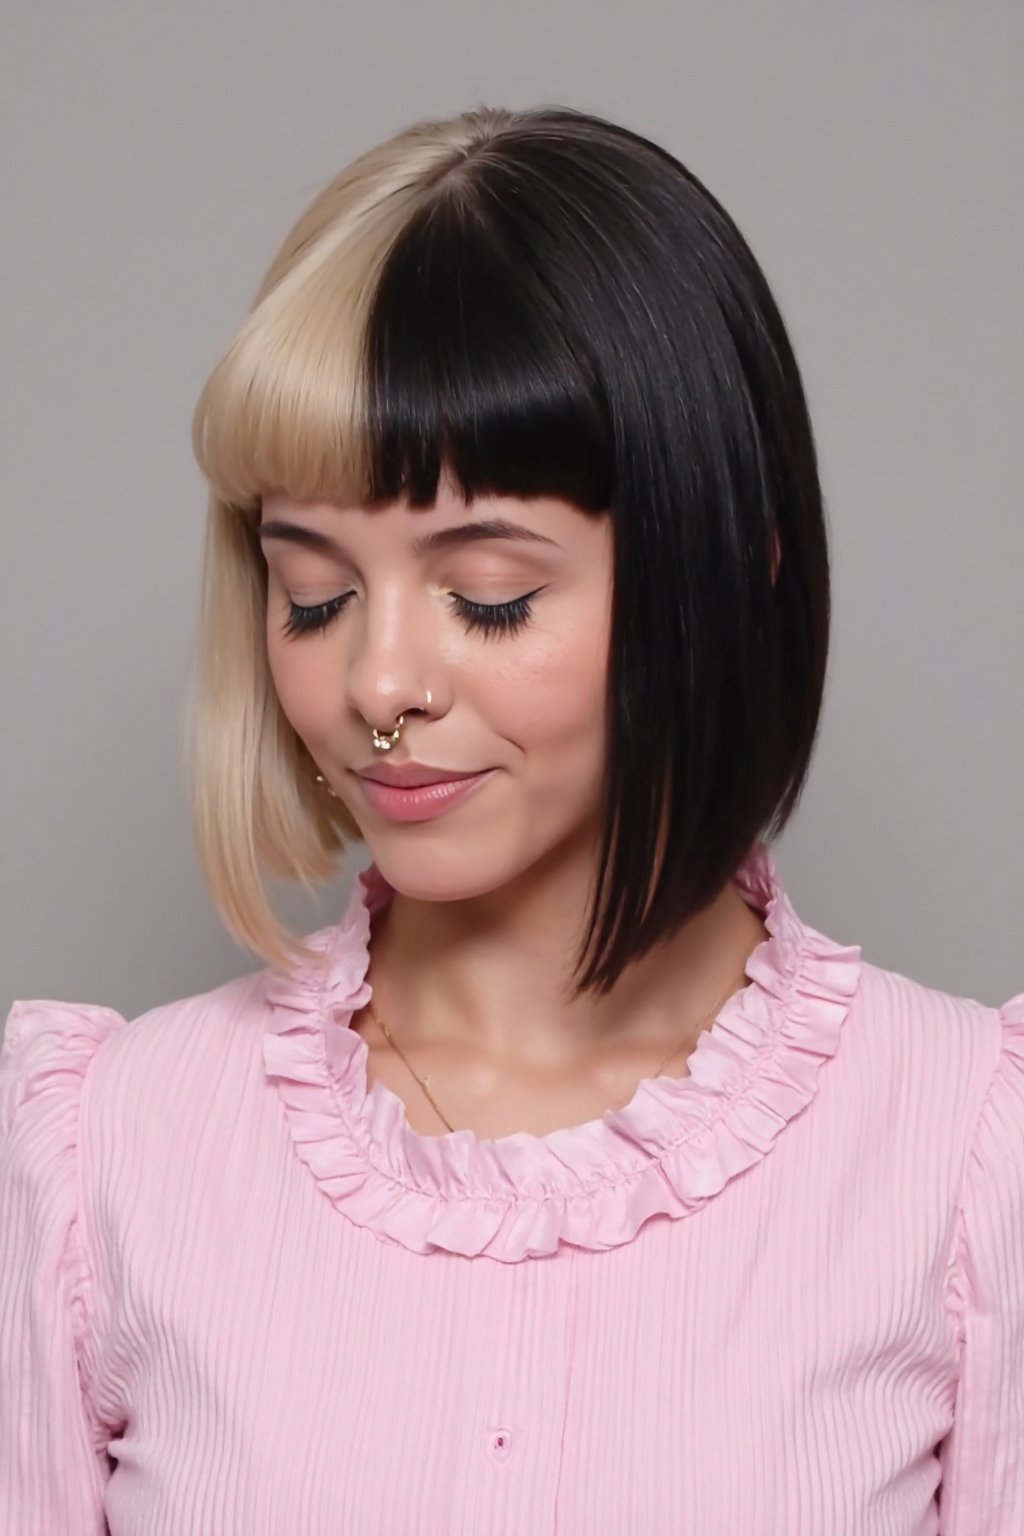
[281,589,546,640]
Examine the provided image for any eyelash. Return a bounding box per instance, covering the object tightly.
[281,589,544,641]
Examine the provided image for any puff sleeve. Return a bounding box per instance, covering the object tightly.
[938,993,1024,1532]
[0,998,127,1534]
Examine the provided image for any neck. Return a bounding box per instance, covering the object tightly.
[363,840,769,1070]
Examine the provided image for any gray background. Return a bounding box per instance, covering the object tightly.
[2,1,1020,1028]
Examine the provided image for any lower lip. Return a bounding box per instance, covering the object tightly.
[355,770,494,823]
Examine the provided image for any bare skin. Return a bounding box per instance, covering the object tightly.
[350,887,769,1138]
[259,467,773,1140]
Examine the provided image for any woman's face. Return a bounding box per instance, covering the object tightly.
[259,470,615,900]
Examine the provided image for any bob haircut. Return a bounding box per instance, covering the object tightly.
[190,103,831,999]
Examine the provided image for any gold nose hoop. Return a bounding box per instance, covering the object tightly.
[371,717,404,753]
[370,689,431,752]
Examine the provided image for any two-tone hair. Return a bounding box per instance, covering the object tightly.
[189,103,831,998]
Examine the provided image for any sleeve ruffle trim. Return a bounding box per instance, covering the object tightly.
[943,990,1024,1336]
[1,999,127,1418]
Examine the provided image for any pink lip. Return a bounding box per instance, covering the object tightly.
[355,769,494,823]
[356,763,483,788]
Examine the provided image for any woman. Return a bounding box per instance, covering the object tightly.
[1,103,1021,1534]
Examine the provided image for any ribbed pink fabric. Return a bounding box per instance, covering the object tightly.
[1,839,1022,1533]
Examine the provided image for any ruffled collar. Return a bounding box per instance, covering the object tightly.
[262,839,862,1263]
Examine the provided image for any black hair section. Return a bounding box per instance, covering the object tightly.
[360,109,830,999]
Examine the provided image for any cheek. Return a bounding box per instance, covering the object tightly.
[265,632,339,747]
[494,619,610,777]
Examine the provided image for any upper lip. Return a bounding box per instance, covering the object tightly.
[354,762,486,788]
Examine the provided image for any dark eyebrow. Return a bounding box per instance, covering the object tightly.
[257,516,560,558]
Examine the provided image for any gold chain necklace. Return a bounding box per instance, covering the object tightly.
[366,952,756,1133]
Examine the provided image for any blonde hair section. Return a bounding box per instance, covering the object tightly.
[188,106,523,975]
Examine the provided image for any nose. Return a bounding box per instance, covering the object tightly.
[343,588,435,731]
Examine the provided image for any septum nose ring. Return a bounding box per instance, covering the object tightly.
[371,719,403,752]
[371,689,432,752]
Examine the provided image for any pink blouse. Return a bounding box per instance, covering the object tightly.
[1,840,1022,1533]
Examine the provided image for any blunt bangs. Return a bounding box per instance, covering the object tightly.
[361,191,614,514]
[191,154,614,520]
[190,206,391,513]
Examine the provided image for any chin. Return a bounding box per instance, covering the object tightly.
[364,836,537,905]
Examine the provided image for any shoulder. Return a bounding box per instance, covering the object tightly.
[840,957,1022,1156]
[1,967,288,1270]
[1,964,275,1151]
[91,965,273,1085]
[851,957,1009,1054]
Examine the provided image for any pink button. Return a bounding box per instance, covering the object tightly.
[489,1428,513,1461]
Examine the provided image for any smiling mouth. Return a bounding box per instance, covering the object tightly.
[354,769,495,820]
